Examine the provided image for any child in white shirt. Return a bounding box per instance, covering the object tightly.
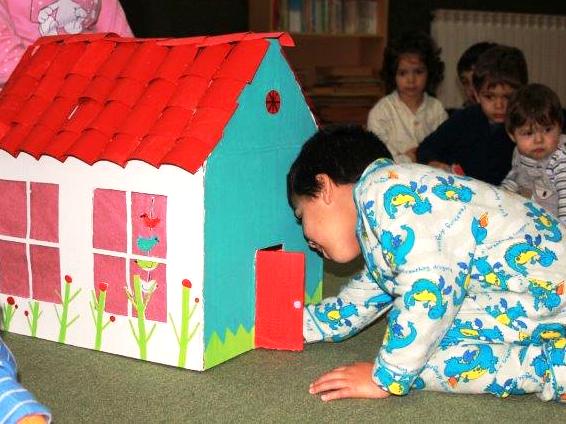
[367,31,447,163]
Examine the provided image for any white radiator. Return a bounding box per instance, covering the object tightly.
[431,9,566,109]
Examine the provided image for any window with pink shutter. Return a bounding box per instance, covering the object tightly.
[0,180,27,238]
[131,192,167,258]
[93,189,126,251]
[0,180,61,301]
[0,240,29,297]
[94,254,128,316]
[30,183,59,242]
[30,245,61,303]
[92,189,167,322]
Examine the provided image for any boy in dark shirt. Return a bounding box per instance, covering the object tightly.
[457,41,498,108]
[417,45,528,185]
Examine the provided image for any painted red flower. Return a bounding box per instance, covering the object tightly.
[194,297,200,303]
[24,310,29,317]
[64,275,72,283]
[6,296,15,305]
[110,316,116,322]
[182,279,192,288]
[98,282,109,292]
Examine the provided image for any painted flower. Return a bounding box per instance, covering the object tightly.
[64,275,73,283]
[110,316,116,322]
[98,282,109,292]
[6,296,15,306]
[182,279,192,288]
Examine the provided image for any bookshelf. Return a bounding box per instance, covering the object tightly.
[248,0,388,126]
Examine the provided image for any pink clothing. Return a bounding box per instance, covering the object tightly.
[0,0,132,86]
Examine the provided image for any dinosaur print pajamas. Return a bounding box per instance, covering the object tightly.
[304,159,566,401]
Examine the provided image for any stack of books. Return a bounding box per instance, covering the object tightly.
[276,0,379,35]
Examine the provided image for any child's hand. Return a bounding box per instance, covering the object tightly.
[18,415,48,424]
[309,361,390,401]
[427,160,451,172]
[404,147,418,162]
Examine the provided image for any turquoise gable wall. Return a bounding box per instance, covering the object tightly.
[203,39,320,345]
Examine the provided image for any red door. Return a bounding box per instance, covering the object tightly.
[255,249,304,351]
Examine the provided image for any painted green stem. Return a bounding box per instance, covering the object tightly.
[94,290,106,350]
[178,284,190,366]
[134,275,147,359]
[56,278,81,343]
[1,304,16,331]
[169,283,200,368]
[127,275,156,360]
[26,301,42,337]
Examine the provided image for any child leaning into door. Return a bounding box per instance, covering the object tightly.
[288,125,566,402]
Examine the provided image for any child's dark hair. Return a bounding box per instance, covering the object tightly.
[380,31,444,96]
[505,83,564,134]
[287,125,392,201]
[457,41,498,76]
[472,45,528,92]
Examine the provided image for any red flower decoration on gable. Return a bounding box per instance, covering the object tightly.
[266,90,281,114]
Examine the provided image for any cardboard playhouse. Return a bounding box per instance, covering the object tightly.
[0,32,323,370]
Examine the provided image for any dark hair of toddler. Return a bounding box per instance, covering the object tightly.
[380,31,445,96]
[472,45,528,92]
[505,83,564,134]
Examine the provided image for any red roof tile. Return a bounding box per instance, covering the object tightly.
[0,32,294,172]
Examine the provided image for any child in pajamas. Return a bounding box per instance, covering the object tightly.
[288,125,566,402]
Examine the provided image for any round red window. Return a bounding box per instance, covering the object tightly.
[265,90,281,114]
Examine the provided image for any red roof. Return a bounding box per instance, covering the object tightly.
[0,32,294,173]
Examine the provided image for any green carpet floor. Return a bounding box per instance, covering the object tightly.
[5,260,566,423]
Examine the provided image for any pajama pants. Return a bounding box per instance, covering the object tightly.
[418,338,566,401]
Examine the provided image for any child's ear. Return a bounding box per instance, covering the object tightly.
[507,131,518,144]
[315,174,334,204]
[473,87,480,103]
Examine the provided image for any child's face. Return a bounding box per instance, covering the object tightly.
[475,83,515,123]
[395,53,427,103]
[292,176,360,263]
[510,121,561,160]
[459,69,476,104]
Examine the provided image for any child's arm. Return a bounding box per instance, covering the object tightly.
[416,112,461,166]
[304,267,392,343]
[0,340,51,424]
[94,0,134,36]
[0,3,27,87]
[500,149,521,193]
[551,143,566,223]
[367,101,406,162]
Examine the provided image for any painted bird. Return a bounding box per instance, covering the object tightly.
[137,235,159,252]
[136,259,159,271]
[140,213,161,229]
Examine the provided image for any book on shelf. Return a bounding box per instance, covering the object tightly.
[276,0,378,35]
